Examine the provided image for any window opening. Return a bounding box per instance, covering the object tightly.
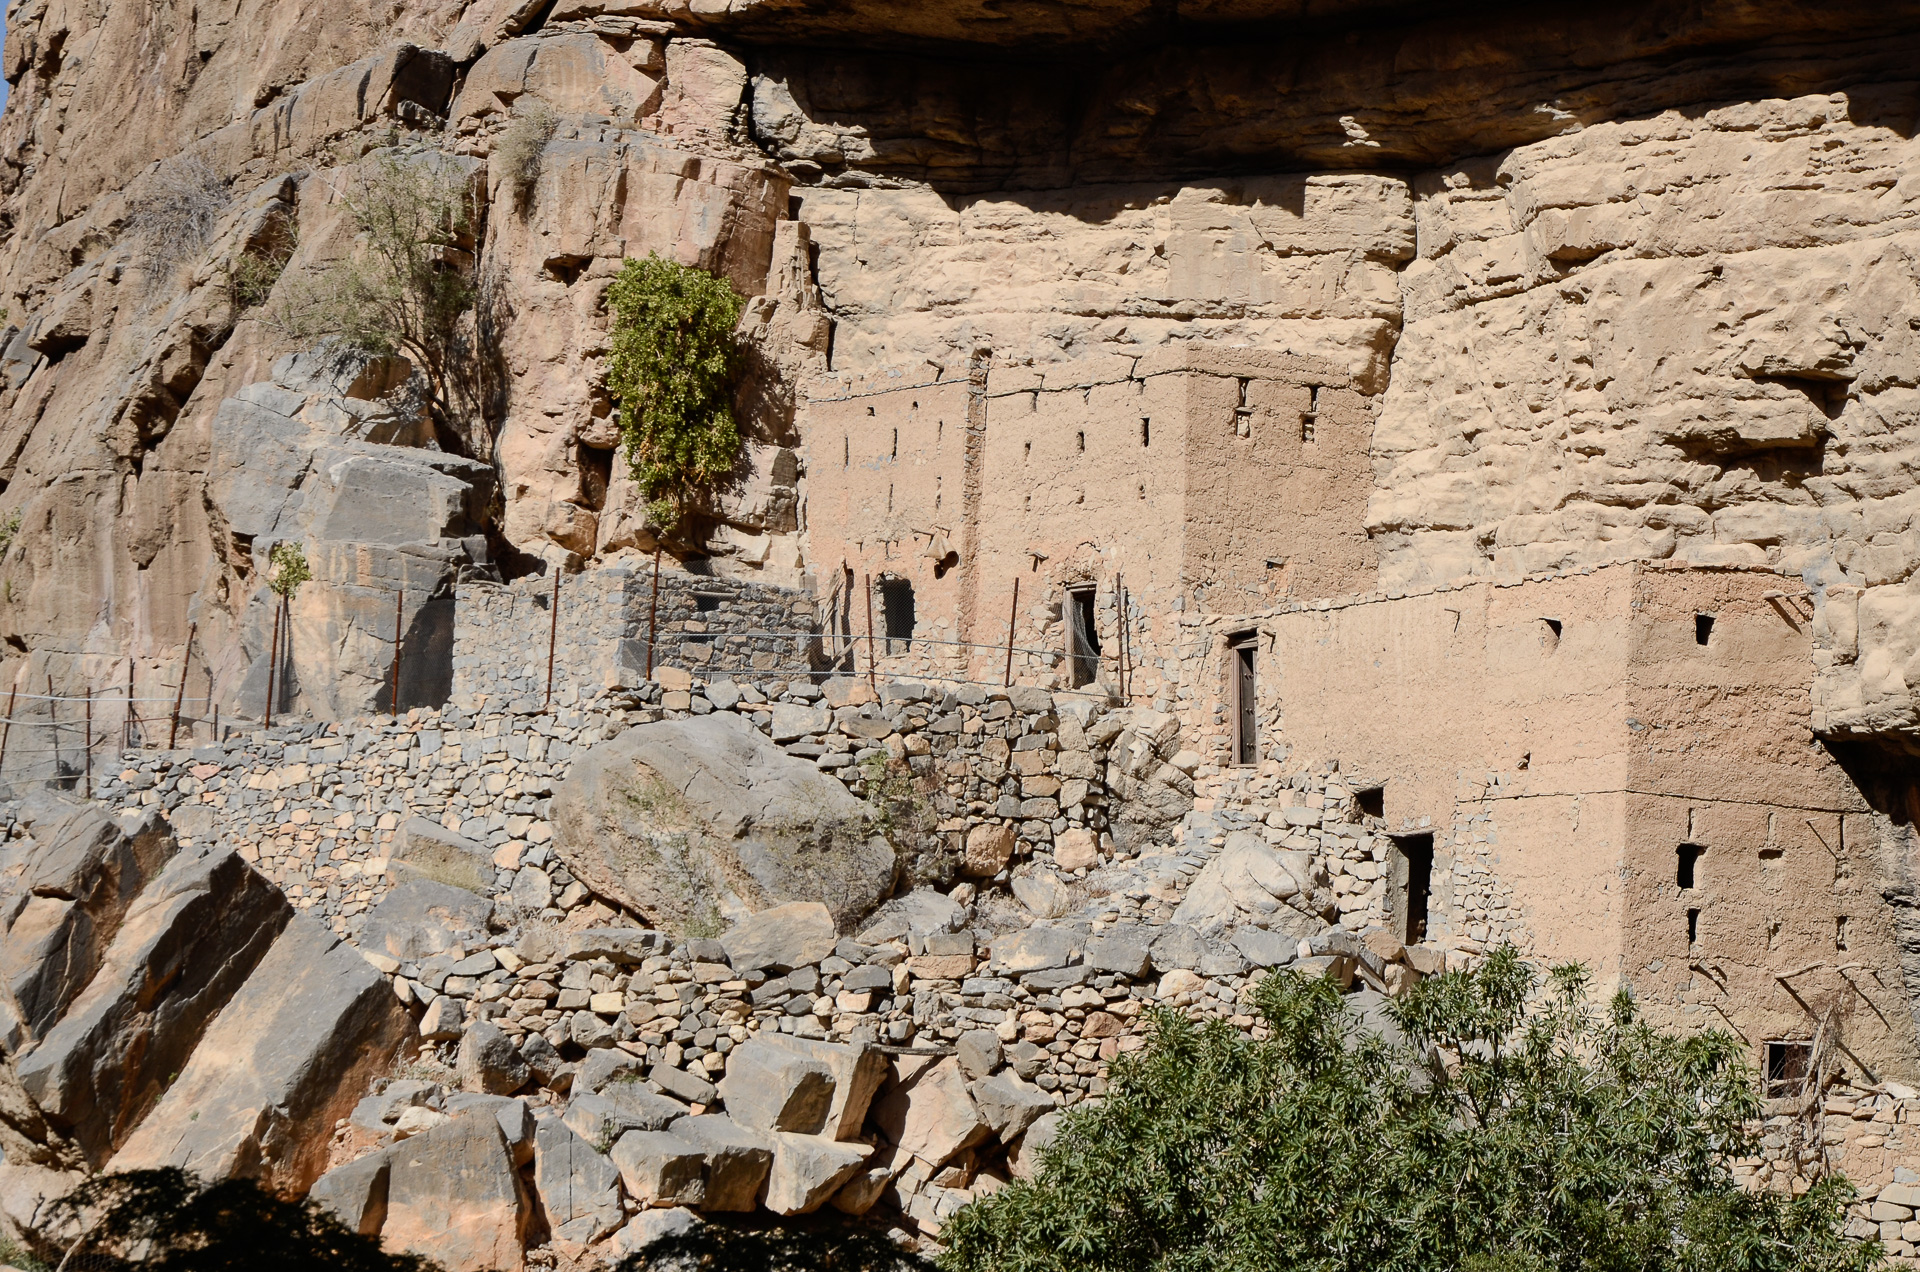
[1764,1040,1813,1098]
[692,593,723,614]
[1389,834,1434,945]
[1024,441,1032,462]
[1696,614,1715,645]
[1541,617,1562,651]
[935,476,942,510]
[1067,587,1101,688]
[1687,907,1701,946]
[1235,377,1253,438]
[1837,916,1850,951]
[1301,386,1319,443]
[866,406,875,416]
[843,436,849,468]
[1356,786,1384,819]
[887,484,893,513]
[1076,430,1085,452]
[877,577,915,654]
[891,428,898,458]
[1141,417,1150,447]
[1677,843,1703,890]
[1229,632,1257,766]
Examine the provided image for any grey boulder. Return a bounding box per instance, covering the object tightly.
[359,879,493,962]
[549,713,898,932]
[533,1115,623,1243]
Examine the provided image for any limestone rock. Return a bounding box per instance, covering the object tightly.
[457,1019,531,1095]
[108,915,414,1194]
[15,850,291,1164]
[871,1057,990,1168]
[389,819,494,894]
[550,714,897,932]
[671,1114,774,1212]
[308,1149,391,1236]
[961,824,1015,877]
[763,1133,873,1215]
[715,1038,834,1133]
[611,1129,706,1208]
[720,901,837,973]
[532,1115,624,1244]
[359,880,494,963]
[721,1034,886,1141]
[970,1073,1056,1143]
[383,1111,529,1272]
[1171,831,1327,934]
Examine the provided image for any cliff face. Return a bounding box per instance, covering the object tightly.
[0,0,1919,748]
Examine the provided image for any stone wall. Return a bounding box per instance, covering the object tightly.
[451,567,822,712]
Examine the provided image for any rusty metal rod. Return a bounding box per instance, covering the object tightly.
[123,659,135,751]
[544,567,561,709]
[169,621,195,750]
[389,590,404,717]
[1,681,18,773]
[1003,577,1019,688]
[863,573,877,694]
[646,548,661,678]
[265,598,281,729]
[83,686,91,800]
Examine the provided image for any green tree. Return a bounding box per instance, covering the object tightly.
[604,253,745,530]
[271,150,479,452]
[941,948,1881,1272]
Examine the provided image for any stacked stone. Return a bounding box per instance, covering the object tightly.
[452,568,821,713]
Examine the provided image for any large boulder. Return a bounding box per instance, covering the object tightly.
[719,901,836,973]
[764,1133,872,1215]
[109,915,415,1194]
[358,879,494,962]
[389,818,493,894]
[532,1115,624,1244]
[1170,830,1331,935]
[383,1110,529,1272]
[0,804,178,1050]
[550,713,898,932]
[14,849,292,1164]
[871,1057,991,1168]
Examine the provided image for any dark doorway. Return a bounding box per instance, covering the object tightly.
[1390,833,1434,945]
[1230,633,1257,765]
[878,577,915,653]
[1067,586,1101,687]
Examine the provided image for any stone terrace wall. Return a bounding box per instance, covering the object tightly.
[451,567,822,712]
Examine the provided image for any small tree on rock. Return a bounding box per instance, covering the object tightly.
[604,253,745,532]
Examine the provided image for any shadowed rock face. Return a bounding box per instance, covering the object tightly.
[549,713,898,933]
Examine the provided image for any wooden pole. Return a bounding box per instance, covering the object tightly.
[1003,578,1020,688]
[265,597,281,729]
[123,659,135,751]
[0,681,18,775]
[1116,576,1129,701]
[46,674,57,777]
[646,548,661,678]
[544,566,561,709]
[169,622,195,750]
[83,686,92,800]
[389,590,404,717]
[862,573,878,693]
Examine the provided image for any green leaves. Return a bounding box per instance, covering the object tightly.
[941,952,1883,1272]
[604,253,745,528]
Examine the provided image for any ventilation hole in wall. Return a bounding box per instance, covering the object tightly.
[887,484,893,513]
[1301,411,1317,443]
[1356,786,1384,819]
[1029,391,1038,413]
[911,400,918,410]
[1677,843,1703,889]
[935,476,942,510]
[1766,920,1780,951]
[1024,494,1030,511]
[843,436,849,468]
[1138,484,1146,499]
[867,406,875,416]
[1076,430,1085,452]
[1235,377,1254,437]
[1541,618,1562,651]
[1696,613,1715,645]
[1024,441,1031,461]
[1836,916,1850,951]
[937,421,943,445]
[891,428,898,459]
[1687,907,1700,946]
[1141,417,1150,447]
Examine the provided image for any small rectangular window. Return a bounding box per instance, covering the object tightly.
[1677,843,1703,890]
[1541,618,1562,651]
[1836,916,1850,951]
[1076,430,1085,452]
[1141,417,1150,447]
[1355,786,1384,819]
[1696,614,1715,645]
[1390,834,1434,945]
[1687,907,1701,946]
[1764,1040,1813,1098]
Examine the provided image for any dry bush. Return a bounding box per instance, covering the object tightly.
[493,98,559,208]
[124,153,232,293]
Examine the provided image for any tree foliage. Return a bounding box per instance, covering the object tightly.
[941,949,1882,1272]
[43,1168,436,1272]
[616,1221,936,1272]
[271,150,479,450]
[267,541,311,598]
[604,253,745,528]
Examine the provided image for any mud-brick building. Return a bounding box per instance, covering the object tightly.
[799,347,1376,697]
[1177,561,1920,1083]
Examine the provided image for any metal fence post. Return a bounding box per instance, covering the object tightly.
[390,590,404,717]
[169,621,195,749]
[1003,578,1020,688]
[544,567,561,709]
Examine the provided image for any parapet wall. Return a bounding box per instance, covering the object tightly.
[451,567,823,711]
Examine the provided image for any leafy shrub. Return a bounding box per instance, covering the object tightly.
[941,948,1883,1272]
[604,253,745,529]
[124,153,232,292]
[494,98,559,207]
[271,150,478,449]
[228,242,293,311]
[267,541,311,597]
